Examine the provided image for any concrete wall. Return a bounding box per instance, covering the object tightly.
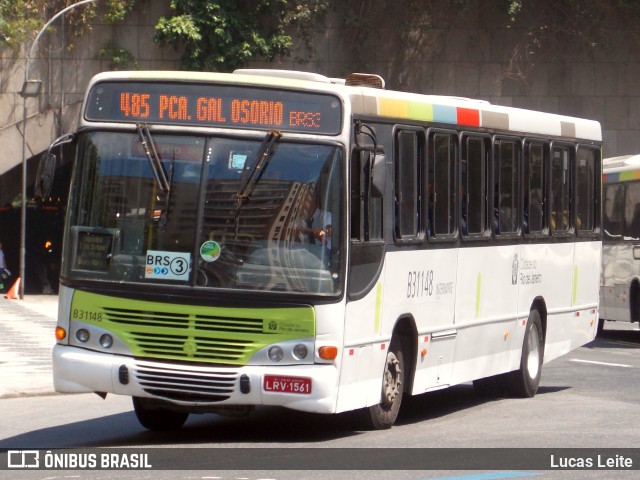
[265,2,640,158]
[0,0,181,204]
[2,0,640,202]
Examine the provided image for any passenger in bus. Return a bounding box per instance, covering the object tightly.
[301,189,332,249]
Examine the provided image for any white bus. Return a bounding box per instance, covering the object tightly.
[600,155,640,332]
[52,69,602,430]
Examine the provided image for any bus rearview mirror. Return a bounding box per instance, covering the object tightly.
[370,153,386,198]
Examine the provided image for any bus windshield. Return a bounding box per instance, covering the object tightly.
[62,131,343,295]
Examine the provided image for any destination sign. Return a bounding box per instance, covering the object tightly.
[85,81,343,134]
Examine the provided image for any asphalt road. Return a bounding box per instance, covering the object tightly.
[1,322,639,480]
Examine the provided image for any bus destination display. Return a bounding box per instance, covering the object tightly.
[85,81,342,135]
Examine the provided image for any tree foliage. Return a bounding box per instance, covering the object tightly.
[501,0,640,78]
[154,0,328,72]
[0,0,135,51]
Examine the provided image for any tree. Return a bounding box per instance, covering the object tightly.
[502,0,640,79]
[154,0,328,72]
[0,0,136,52]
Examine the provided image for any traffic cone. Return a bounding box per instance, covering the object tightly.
[4,277,20,299]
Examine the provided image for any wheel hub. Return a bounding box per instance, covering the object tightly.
[382,353,402,405]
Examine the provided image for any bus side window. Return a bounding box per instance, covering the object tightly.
[550,145,572,233]
[350,150,383,242]
[603,184,625,236]
[575,146,600,234]
[461,135,489,237]
[624,182,640,238]
[493,137,521,236]
[524,141,547,235]
[394,129,424,241]
[350,149,362,241]
[428,130,458,238]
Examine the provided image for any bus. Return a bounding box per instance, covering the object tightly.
[600,154,640,333]
[52,69,602,430]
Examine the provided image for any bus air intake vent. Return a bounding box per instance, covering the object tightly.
[127,332,255,361]
[134,362,237,403]
[105,307,190,329]
[105,307,264,333]
[345,73,385,89]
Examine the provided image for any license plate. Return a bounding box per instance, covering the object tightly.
[263,375,312,394]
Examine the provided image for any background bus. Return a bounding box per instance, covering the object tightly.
[600,154,640,333]
[52,69,602,431]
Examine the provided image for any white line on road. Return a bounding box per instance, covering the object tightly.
[570,358,633,368]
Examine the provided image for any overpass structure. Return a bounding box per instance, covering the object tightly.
[0,1,181,207]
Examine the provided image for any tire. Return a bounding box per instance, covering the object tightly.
[132,397,189,431]
[508,309,544,398]
[596,318,605,336]
[362,340,405,430]
[473,309,544,398]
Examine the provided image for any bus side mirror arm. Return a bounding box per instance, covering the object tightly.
[353,120,385,198]
[38,133,76,198]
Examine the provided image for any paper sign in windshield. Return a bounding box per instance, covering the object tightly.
[145,250,191,281]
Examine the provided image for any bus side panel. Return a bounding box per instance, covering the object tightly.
[542,241,599,363]
[382,249,458,393]
[337,265,388,413]
[335,343,377,412]
[555,240,600,353]
[449,244,520,386]
[574,241,602,309]
[516,242,570,366]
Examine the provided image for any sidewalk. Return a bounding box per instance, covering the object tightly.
[0,294,59,399]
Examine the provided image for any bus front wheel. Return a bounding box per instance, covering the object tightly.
[133,397,189,431]
[363,340,405,430]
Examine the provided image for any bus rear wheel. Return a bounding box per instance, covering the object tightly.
[474,309,544,398]
[509,309,544,398]
[133,397,189,431]
[363,340,405,430]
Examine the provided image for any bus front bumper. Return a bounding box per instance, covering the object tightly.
[53,345,338,414]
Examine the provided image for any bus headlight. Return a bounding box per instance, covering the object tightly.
[75,329,90,343]
[99,334,114,349]
[293,343,308,360]
[268,346,284,362]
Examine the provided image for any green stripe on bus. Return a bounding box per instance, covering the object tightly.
[375,282,383,334]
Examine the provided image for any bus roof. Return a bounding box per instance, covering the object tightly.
[86,70,602,142]
[603,155,640,183]
[604,155,640,170]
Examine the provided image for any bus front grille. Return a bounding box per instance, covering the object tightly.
[127,332,255,361]
[106,308,264,333]
[70,290,316,365]
[134,362,237,403]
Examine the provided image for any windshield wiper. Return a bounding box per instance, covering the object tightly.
[158,152,175,232]
[137,123,170,193]
[236,130,282,200]
[234,130,282,239]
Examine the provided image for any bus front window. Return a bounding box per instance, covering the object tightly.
[62,131,343,295]
[198,138,342,294]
